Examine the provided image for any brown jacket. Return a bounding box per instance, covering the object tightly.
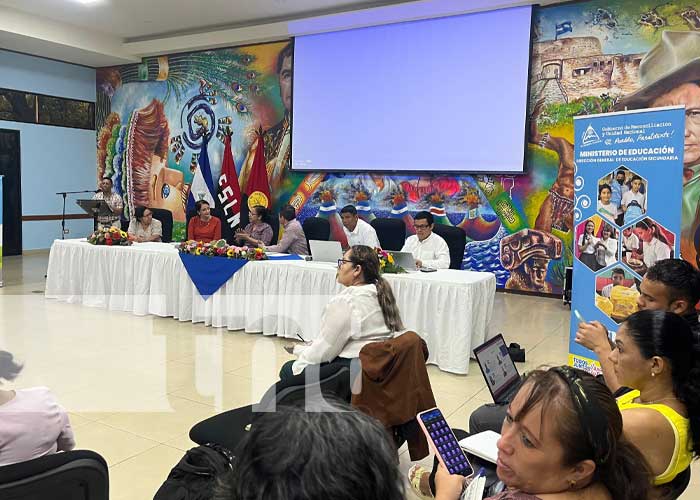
[351,331,436,460]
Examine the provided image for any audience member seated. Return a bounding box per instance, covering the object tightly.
[187,200,222,243]
[251,204,308,255]
[340,205,380,249]
[234,204,273,247]
[213,400,405,500]
[0,351,75,466]
[469,259,700,439]
[411,366,651,500]
[607,310,699,488]
[401,211,450,270]
[576,258,700,393]
[127,206,162,243]
[279,245,404,379]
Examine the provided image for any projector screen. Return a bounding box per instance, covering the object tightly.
[291,6,533,173]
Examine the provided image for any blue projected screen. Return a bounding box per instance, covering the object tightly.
[291,6,533,173]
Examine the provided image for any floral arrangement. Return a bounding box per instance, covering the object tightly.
[178,239,267,260]
[88,226,132,246]
[377,248,405,274]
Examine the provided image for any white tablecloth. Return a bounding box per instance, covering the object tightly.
[45,240,496,374]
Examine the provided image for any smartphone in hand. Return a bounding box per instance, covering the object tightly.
[417,408,473,477]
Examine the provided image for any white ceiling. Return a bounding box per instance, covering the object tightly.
[0,0,569,67]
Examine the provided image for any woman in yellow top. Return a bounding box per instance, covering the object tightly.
[608,310,699,490]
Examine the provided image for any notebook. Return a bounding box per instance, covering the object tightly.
[459,430,500,464]
[473,334,522,404]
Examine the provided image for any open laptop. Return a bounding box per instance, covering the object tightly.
[387,251,418,272]
[309,240,343,264]
[473,334,522,404]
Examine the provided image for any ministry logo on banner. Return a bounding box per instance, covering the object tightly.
[581,124,602,147]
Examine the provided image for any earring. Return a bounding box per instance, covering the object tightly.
[651,372,655,377]
[569,479,576,489]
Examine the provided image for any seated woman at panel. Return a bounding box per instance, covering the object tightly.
[187,200,221,243]
[127,206,162,243]
[0,351,75,466]
[234,205,273,247]
[607,310,699,491]
[411,366,651,500]
[279,245,404,379]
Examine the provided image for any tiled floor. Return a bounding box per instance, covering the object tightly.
[0,252,696,499]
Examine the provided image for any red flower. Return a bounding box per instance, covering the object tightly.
[106,239,113,246]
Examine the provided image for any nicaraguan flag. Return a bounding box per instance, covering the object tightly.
[187,136,216,212]
[555,21,572,38]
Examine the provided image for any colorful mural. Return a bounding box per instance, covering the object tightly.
[96,1,700,295]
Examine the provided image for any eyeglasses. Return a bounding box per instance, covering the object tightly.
[686,108,700,125]
[337,259,354,268]
[414,223,431,229]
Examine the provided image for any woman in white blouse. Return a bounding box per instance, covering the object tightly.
[127,206,162,242]
[577,220,599,270]
[279,245,404,379]
[595,224,618,268]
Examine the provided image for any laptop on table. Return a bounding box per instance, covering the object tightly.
[309,240,344,264]
[473,334,522,405]
[386,251,418,272]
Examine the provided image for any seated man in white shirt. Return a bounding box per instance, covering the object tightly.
[401,211,451,270]
[340,205,380,249]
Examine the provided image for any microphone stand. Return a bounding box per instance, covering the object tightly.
[56,190,98,240]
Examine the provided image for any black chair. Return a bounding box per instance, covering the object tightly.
[432,223,467,270]
[302,217,331,242]
[189,362,352,454]
[0,449,109,500]
[657,466,691,500]
[150,208,173,243]
[268,214,280,245]
[370,218,406,251]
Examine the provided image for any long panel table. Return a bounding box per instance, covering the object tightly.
[45,240,496,374]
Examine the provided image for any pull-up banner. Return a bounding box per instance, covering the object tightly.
[569,106,685,374]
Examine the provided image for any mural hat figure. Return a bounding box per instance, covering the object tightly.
[616,30,700,109]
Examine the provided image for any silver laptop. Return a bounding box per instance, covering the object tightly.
[309,240,343,264]
[473,334,522,404]
[387,251,418,272]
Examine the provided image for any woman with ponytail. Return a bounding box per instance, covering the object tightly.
[279,245,404,379]
[608,310,699,490]
[0,351,75,465]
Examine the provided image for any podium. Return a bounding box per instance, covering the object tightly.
[76,199,114,232]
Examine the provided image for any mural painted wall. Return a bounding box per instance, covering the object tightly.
[96,0,700,295]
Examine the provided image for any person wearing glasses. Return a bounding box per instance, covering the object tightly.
[279,245,404,379]
[401,211,450,270]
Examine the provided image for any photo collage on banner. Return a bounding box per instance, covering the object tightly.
[96,0,700,296]
[569,107,685,374]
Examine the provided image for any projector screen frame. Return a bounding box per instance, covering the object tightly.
[288,6,536,176]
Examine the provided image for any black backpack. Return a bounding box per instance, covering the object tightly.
[153,443,233,500]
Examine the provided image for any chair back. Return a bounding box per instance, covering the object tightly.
[302,217,331,243]
[657,467,691,500]
[0,450,109,500]
[370,218,406,251]
[150,208,173,243]
[432,223,466,269]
